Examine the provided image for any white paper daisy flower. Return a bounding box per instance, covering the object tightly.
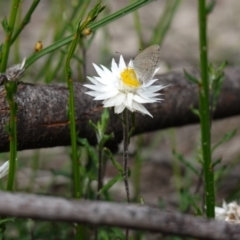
[215,200,240,224]
[84,45,166,117]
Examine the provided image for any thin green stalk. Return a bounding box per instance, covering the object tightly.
[130,0,143,48]
[1,0,21,71]
[97,147,103,200]
[65,2,103,199]
[25,0,155,69]
[122,109,130,240]
[198,0,215,218]
[13,1,22,63]
[133,136,143,202]
[122,109,130,203]
[65,3,105,236]
[5,82,18,191]
[65,20,82,199]
[94,146,102,239]
[65,19,83,240]
[11,0,40,45]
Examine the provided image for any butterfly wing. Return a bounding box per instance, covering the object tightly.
[133,45,160,84]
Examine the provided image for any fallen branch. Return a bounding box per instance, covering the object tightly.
[0,67,240,152]
[0,191,239,239]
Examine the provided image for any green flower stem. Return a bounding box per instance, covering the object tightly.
[25,0,155,68]
[133,136,143,201]
[122,109,130,203]
[97,147,103,200]
[65,3,103,198]
[65,20,82,199]
[65,4,105,237]
[5,82,18,191]
[94,146,103,240]
[0,0,21,72]
[198,0,215,218]
[122,109,130,240]
[10,0,40,45]
[65,19,83,240]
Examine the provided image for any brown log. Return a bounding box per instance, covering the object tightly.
[0,191,239,240]
[0,67,240,152]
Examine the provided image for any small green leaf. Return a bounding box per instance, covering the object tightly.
[100,109,109,132]
[190,106,200,117]
[218,60,228,71]
[214,164,227,182]
[98,173,122,194]
[172,149,200,176]
[212,129,237,152]
[88,120,98,132]
[1,17,11,34]
[212,157,222,168]
[99,133,114,149]
[140,196,145,204]
[206,0,216,15]
[0,217,15,225]
[4,123,10,134]
[104,148,123,173]
[184,69,199,84]
[78,138,98,165]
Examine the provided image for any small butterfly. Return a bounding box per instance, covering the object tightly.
[133,45,161,84]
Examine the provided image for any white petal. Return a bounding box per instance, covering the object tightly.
[146,84,166,92]
[84,84,116,93]
[132,102,152,117]
[114,104,125,114]
[144,79,159,87]
[103,93,125,107]
[126,92,134,108]
[0,161,9,178]
[137,90,162,101]
[111,58,119,72]
[215,207,226,218]
[85,91,100,97]
[112,92,126,106]
[133,94,156,103]
[128,60,134,68]
[153,67,160,77]
[87,76,101,85]
[142,92,161,98]
[93,64,108,79]
[94,90,119,100]
[119,55,126,71]
[100,65,113,78]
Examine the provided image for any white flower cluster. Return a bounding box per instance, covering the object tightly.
[215,201,240,224]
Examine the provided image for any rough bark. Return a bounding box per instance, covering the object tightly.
[0,191,239,240]
[0,67,240,152]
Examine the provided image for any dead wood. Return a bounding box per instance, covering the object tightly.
[0,67,240,152]
[0,191,239,240]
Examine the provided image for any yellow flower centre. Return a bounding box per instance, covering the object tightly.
[120,68,141,88]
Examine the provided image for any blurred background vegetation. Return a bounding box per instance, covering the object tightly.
[0,0,240,239]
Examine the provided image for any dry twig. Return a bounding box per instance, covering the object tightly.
[0,67,240,152]
[0,191,239,239]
